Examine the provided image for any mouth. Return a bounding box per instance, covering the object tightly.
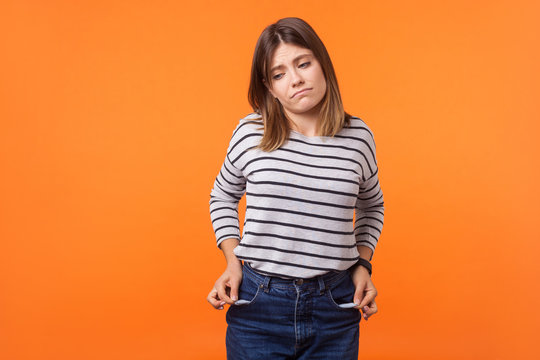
[291,88,312,98]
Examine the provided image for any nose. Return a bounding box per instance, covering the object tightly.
[290,69,304,87]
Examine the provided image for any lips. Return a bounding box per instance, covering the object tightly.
[292,88,312,98]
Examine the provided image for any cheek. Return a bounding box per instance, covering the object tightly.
[311,71,326,91]
[317,71,326,87]
[277,86,289,100]
[316,77,327,97]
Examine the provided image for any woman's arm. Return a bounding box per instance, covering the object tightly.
[357,245,373,262]
[352,244,378,321]
[207,238,243,310]
[354,126,385,261]
[219,238,241,266]
[207,122,247,309]
[352,126,384,320]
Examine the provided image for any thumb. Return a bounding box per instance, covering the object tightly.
[353,284,365,306]
[229,277,241,302]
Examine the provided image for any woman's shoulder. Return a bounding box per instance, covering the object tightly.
[346,115,376,143]
[231,112,264,138]
[239,112,264,127]
[226,112,264,153]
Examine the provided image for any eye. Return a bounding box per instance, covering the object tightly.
[272,62,310,80]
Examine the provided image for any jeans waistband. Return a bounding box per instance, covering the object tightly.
[242,261,350,292]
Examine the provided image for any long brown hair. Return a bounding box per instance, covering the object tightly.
[247,17,352,152]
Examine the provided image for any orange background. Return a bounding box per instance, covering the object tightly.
[1,1,539,359]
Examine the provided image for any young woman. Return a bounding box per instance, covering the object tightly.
[207,17,385,359]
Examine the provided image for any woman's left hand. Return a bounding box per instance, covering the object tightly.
[350,265,378,321]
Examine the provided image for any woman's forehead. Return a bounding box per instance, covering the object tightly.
[268,44,314,69]
[271,43,313,59]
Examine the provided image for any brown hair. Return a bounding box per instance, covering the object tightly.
[247,17,352,152]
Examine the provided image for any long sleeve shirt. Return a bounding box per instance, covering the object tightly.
[209,112,385,279]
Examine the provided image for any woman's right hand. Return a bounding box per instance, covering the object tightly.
[207,261,243,310]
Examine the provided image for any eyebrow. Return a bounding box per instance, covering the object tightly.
[270,54,312,73]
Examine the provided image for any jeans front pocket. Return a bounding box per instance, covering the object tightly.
[232,267,263,308]
[326,271,360,312]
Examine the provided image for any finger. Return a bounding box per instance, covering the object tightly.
[207,289,226,309]
[368,300,378,315]
[229,277,241,302]
[353,284,365,307]
[358,291,376,309]
[216,281,234,305]
[208,288,225,307]
[363,300,378,319]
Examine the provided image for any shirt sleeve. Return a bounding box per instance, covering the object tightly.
[354,132,385,261]
[208,127,247,249]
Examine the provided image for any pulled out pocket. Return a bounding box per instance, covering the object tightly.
[231,270,262,307]
[326,272,360,311]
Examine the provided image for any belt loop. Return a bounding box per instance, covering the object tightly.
[262,276,271,293]
[317,276,325,295]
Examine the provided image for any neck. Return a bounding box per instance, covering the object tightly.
[284,103,322,136]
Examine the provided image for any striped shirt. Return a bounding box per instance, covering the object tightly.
[209,112,385,279]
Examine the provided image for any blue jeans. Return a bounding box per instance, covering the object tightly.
[225,262,362,359]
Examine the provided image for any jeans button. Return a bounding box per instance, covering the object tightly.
[295,279,303,285]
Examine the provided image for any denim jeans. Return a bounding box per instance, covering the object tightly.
[225,262,362,359]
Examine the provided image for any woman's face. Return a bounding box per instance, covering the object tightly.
[264,42,327,119]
